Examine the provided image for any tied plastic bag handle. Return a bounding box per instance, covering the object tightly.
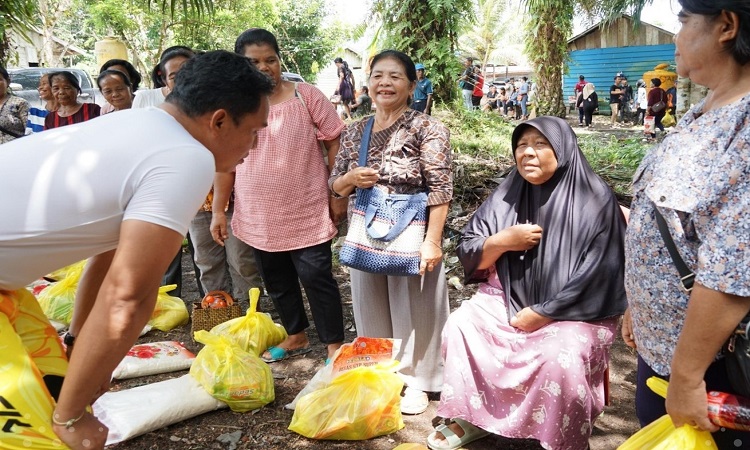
[617,377,717,450]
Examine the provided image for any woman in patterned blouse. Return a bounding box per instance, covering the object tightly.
[330,49,453,416]
[0,65,29,143]
[623,1,750,447]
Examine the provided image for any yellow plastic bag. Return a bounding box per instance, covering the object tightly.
[288,362,405,440]
[190,330,274,412]
[618,377,717,450]
[662,110,676,128]
[36,260,86,324]
[148,284,188,331]
[210,287,287,355]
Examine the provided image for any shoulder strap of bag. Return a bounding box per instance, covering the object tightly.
[652,204,695,292]
[358,117,375,167]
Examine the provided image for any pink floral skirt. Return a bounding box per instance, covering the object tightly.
[436,274,617,450]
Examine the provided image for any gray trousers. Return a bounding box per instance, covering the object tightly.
[349,263,450,392]
[189,208,262,301]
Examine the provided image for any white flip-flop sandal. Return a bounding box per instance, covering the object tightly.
[426,418,490,450]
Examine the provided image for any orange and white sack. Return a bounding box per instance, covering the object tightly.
[112,341,196,379]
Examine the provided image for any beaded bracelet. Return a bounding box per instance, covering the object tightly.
[52,410,85,429]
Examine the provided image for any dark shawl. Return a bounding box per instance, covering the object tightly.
[457,116,627,321]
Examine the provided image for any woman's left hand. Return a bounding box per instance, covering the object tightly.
[419,239,443,275]
[510,307,553,332]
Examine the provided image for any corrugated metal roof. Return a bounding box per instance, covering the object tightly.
[568,14,674,44]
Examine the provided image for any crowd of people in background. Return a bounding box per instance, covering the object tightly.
[3,2,750,449]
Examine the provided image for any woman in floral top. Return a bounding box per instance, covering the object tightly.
[0,65,29,144]
[330,50,452,416]
[623,1,750,447]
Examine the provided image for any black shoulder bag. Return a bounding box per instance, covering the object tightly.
[654,205,750,398]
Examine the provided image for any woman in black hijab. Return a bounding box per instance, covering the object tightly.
[427,116,627,450]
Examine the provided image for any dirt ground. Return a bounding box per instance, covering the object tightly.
[107,115,654,450]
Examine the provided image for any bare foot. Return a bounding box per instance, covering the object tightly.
[326,342,343,360]
[262,331,309,359]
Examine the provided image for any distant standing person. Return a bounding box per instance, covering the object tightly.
[574,74,587,125]
[334,57,355,120]
[646,78,667,139]
[0,65,29,143]
[635,79,648,125]
[471,65,484,109]
[518,76,530,120]
[459,57,475,110]
[577,82,598,128]
[412,63,433,114]
[609,75,623,126]
[44,71,100,130]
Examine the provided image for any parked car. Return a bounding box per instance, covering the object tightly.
[8,67,99,109]
[282,72,305,83]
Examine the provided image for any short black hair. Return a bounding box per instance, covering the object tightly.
[371,50,417,83]
[0,65,8,84]
[49,71,82,94]
[579,75,585,80]
[167,50,273,124]
[651,78,662,87]
[679,0,750,64]
[334,57,344,64]
[100,59,141,91]
[361,86,368,94]
[234,28,281,57]
[96,69,132,90]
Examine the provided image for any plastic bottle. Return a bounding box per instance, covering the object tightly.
[707,390,750,431]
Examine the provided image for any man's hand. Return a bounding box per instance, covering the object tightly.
[53,411,109,450]
[210,212,228,246]
[510,307,553,332]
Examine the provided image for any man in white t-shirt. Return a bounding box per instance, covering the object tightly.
[0,50,272,450]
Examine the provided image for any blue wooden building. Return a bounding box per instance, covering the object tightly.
[564,15,675,114]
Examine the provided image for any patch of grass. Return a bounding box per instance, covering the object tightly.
[578,134,647,205]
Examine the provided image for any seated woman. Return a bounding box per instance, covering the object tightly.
[427,116,627,450]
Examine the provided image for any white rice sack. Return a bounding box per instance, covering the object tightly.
[93,374,227,445]
[112,341,195,379]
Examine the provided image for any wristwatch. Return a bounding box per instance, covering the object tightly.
[63,332,76,347]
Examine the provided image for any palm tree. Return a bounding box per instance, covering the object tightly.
[522,0,652,116]
[460,0,506,70]
[0,0,213,65]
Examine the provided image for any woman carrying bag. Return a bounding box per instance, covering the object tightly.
[330,49,453,415]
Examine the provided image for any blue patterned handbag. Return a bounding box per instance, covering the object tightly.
[339,118,427,276]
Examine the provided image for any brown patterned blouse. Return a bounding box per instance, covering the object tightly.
[329,109,452,206]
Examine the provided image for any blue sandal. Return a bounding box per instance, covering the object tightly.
[261,345,312,363]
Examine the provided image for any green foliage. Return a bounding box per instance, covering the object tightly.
[459,0,507,70]
[272,0,345,83]
[0,0,36,64]
[372,0,474,103]
[577,133,646,204]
